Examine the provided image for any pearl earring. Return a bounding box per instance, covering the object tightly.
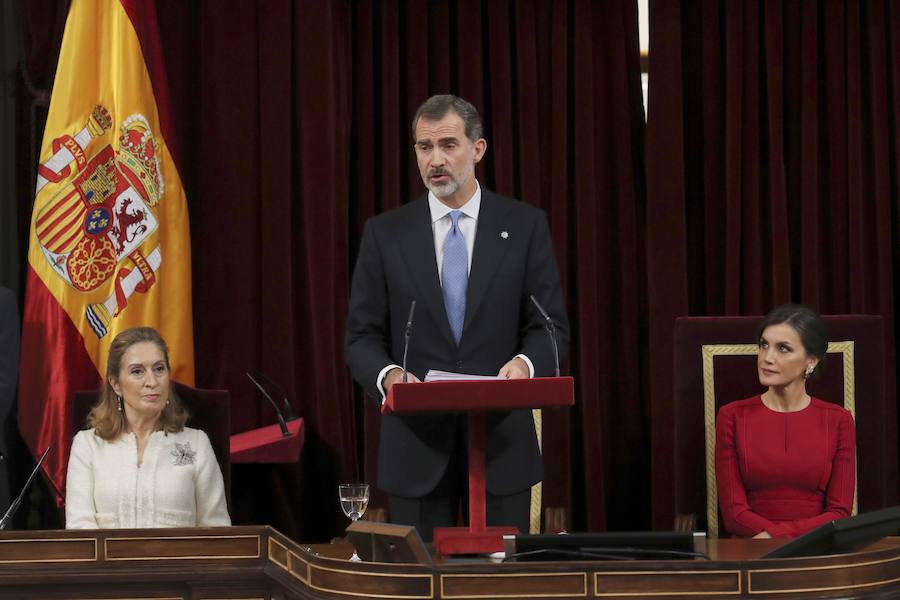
[117,395,124,412]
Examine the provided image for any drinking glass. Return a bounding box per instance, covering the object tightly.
[338,483,369,522]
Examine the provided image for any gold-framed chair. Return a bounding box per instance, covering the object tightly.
[671,315,894,537]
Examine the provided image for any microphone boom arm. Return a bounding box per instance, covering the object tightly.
[402,300,416,384]
[246,372,291,438]
[248,369,296,421]
[529,295,561,378]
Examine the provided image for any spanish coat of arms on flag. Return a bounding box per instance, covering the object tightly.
[18,0,194,503]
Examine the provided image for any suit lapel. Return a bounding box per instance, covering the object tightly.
[464,191,513,333]
[397,197,456,347]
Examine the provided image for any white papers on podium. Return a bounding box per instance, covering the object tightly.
[424,370,503,382]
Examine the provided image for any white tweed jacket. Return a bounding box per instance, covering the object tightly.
[65,427,231,529]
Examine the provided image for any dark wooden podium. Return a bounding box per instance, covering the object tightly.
[1,527,900,598]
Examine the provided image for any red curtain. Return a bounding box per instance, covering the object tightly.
[149,0,648,538]
[647,0,900,527]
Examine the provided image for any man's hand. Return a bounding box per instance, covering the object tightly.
[384,367,421,393]
[498,357,529,379]
[752,530,772,539]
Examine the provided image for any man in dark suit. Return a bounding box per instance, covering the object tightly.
[345,95,569,540]
[0,287,19,511]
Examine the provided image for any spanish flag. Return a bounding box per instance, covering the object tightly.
[18,0,194,503]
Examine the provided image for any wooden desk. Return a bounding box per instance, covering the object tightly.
[1,527,899,599]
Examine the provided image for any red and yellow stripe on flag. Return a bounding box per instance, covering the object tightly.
[18,0,194,503]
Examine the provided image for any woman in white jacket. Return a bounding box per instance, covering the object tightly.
[66,327,230,529]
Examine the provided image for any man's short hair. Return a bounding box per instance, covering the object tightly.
[411,95,484,142]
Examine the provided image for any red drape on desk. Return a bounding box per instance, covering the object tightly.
[647,0,900,528]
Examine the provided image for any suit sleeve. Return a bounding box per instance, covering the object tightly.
[345,219,397,400]
[517,211,569,376]
[715,405,780,537]
[765,410,856,538]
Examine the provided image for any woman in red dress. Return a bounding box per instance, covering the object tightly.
[715,305,856,539]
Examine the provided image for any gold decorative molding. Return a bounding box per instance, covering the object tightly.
[702,341,857,537]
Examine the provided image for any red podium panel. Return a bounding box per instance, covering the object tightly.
[383,377,574,415]
[384,377,574,555]
[230,418,304,463]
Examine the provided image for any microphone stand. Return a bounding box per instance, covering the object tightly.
[529,295,560,378]
[246,372,291,437]
[0,446,51,530]
[402,300,416,383]
[248,369,296,421]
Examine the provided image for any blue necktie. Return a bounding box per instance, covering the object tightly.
[442,210,468,344]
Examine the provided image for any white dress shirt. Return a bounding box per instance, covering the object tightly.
[376,182,533,399]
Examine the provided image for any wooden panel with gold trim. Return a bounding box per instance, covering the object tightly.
[594,569,741,597]
[308,562,434,599]
[286,548,311,584]
[441,571,587,598]
[748,549,900,595]
[4,528,900,599]
[105,534,261,561]
[0,536,97,563]
[268,536,289,571]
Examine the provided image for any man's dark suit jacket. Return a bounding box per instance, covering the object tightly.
[0,287,19,509]
[346,189,569,498]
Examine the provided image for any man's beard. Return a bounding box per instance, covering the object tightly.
[423,165,472,198]
[426,176,460,198]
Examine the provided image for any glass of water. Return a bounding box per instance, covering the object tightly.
[339,483,369,522]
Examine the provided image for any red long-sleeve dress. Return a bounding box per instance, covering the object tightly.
[715,396,856,538]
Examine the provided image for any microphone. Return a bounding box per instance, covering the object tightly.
[1,446,51,530]
[248,369,296,421]
[529,294,560,378]
[246,372,291,438]
[402,300,416,383]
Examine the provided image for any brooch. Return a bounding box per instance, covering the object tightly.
[171,442,196,466]
[500,231,509,239]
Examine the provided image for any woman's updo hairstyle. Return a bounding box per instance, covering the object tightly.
[757,304,828,378]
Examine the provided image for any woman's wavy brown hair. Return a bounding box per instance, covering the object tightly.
[88,327,188,440]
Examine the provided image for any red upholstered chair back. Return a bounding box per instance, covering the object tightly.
[672,315,894,537]
[71,381,231,509]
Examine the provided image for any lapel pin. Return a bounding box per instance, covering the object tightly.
[501,231,509,239]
